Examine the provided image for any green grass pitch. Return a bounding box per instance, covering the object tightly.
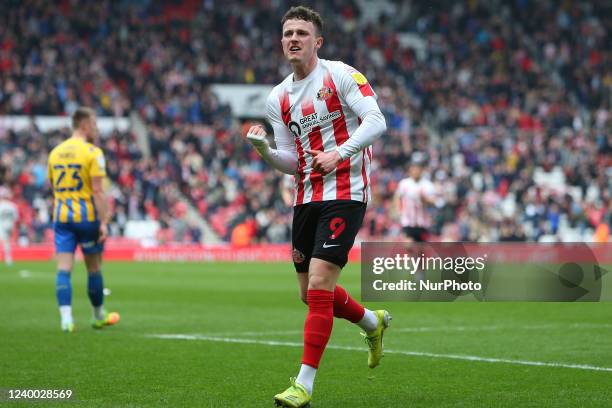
[1,261,611,407]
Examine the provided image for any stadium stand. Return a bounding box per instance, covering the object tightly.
[0,0,609,244]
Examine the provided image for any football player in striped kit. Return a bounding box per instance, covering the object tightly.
[394,152,437,243]
[245,6,390,407]
[47,107,119,332]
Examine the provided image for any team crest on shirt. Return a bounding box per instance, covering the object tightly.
[316,86,333,101]
[292,248,305,264]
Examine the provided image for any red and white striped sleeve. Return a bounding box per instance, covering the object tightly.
[333,63,386,160]
[337,63,377,108]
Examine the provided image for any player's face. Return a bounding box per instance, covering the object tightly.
[281,19,322,65]
[410,165,423,180]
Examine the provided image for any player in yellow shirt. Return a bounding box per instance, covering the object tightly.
[48,107,119,332]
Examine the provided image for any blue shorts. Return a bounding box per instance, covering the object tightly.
[54,221,104,255]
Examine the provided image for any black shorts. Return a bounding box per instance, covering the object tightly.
[292,200,366,272]
[403,226,429,242]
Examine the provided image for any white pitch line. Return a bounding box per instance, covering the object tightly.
[394,326,502,333]
[17,269,50,279]
[147,334,612,373]
[209,330,303,337]
[394,323,612,333]
[192,323,612,338]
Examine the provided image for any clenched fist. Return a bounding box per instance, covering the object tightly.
[246,124,270,156]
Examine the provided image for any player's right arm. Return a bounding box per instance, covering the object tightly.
[245,91,298,175]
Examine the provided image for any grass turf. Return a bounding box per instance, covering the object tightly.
[1,261,611,407]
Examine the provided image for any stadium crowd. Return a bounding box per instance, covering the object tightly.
[0,0,609,244]
[0,124,202,244]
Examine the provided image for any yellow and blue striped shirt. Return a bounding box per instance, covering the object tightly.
[48,137,106,223]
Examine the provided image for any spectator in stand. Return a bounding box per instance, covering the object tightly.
[0,0,609,243]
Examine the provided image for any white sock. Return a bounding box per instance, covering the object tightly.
[357,309,378,333]
[59,305,73,324]
[93,306,105,321]
[296,364,316,395]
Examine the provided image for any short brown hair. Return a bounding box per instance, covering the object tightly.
[281,6,323,36]
[72,107,95,129]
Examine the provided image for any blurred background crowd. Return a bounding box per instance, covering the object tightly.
[0,0,610,245]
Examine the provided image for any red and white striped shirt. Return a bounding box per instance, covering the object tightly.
[266,59,382,206]
[396,177,435,228]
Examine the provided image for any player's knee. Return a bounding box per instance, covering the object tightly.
[84,253,101,272]
[85,263,100,273]
[308,273,333,290]
[56,255,74,271]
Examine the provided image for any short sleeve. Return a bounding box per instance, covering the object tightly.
[89,147,107,177]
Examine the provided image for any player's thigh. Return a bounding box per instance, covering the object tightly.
[54,223,77,253]
[292,203,320,273]
[0,226,10,242]
[311,200,366,269]
[54,223,77,269]
[403,226,428,242]
[75,222,104,259]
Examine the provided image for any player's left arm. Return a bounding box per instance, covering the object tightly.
[420,182,438,206]
[309,65,387,174]
[335,67,387,160]
[89,148,109,242]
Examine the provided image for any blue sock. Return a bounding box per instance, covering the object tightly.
[87,272,104,307]
[56,270,72,306]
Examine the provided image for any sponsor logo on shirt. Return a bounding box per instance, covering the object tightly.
[288,121,301,138]
[298,110,342,133]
